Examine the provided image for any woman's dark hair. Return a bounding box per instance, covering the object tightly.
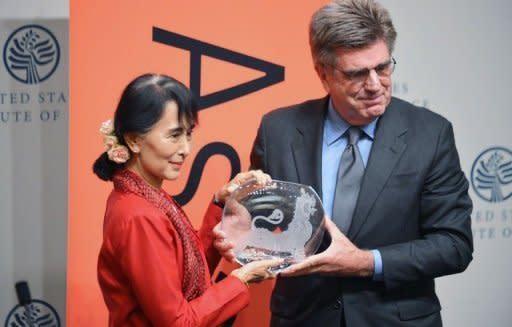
[93,73,198,181]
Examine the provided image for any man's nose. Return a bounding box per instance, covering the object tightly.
[364,69,381,90]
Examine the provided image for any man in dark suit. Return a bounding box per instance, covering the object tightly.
[247,0,473,326]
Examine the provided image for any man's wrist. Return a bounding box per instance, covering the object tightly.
[360,250,375,277]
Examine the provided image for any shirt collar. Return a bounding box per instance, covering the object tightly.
[324,98,378,145]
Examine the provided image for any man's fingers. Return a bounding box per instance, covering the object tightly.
[280,255,322,276]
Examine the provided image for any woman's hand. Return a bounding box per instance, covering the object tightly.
[230,258,282,284]
[214,170,271,205]
[212,222,236,262]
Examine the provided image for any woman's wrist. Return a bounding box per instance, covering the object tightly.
[212,194,224,208]
[230,269,249,286]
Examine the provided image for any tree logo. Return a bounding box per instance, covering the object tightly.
[471,147,512,203]
[3,24,60,84]
[4,299,60,327]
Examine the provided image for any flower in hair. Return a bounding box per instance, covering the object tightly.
[100,119,114,135]
[107,144,130,164]
[100,119,130,163]
[103,135,118,151]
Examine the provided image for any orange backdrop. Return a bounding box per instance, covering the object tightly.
[68,1,326,325]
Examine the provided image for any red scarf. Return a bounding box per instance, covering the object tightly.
[113,169,207,301]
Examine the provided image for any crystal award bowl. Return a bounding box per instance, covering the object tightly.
[221,179,326,272]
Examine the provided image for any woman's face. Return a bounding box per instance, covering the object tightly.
[129,101,193,189]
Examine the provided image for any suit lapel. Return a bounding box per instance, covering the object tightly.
[348,99,408,239]
[291,97,328,198]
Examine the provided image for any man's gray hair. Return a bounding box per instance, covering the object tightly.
[309,0,397,67]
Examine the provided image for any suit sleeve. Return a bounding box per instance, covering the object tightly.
[117,213,249,327]
[250,118,267,171]
[198,202,223,274]
[379,120,473,290]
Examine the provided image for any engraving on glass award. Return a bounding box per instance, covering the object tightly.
[221,179,326,271]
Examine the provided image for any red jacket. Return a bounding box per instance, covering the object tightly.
[98,189,249,326]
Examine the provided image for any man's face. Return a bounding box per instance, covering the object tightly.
[315,39,393,126]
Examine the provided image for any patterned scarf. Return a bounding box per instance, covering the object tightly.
[113,169,207,301]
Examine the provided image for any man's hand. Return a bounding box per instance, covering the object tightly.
[280,217,374,277]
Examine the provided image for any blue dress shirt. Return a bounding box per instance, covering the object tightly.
[321,99,383,280]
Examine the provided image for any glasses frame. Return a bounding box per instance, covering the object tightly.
[329,57,397,84]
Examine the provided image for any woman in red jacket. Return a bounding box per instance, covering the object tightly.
[93,73,278,326]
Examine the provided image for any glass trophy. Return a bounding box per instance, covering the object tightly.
[221,179,326,272]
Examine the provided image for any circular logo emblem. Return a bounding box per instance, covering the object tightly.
[3,24,60,84]
[4,300,60,327]
[471,147,512,203]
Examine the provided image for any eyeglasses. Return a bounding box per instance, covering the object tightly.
[330,57,396,84]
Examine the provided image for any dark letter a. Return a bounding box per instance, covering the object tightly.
[153,27,285,110]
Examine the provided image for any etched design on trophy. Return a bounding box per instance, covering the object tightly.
[222,180,325,272]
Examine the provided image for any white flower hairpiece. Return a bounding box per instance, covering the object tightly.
[99,119,115,135]
[99,119,130,164]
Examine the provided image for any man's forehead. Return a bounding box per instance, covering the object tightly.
[334,39,390,68]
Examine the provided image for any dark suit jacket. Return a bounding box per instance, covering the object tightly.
[250,96,473,327]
